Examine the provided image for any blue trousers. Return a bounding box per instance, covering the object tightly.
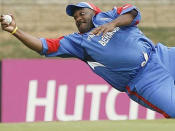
[127,43,175,118]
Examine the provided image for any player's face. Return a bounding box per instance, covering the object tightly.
[73,8,95,33]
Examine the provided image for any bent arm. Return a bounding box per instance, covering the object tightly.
[91,4,140,35]
[111,9,138,27]
[91,10,138,35]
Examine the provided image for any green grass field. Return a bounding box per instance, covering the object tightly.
[0,120,175,131]
[0,2,174,131]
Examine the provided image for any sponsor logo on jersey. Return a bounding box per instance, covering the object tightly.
[87,33,95,41]
[100,18,110,21]
[98,27,120,46]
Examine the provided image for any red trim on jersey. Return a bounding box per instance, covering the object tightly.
[125,86,171,118]
[117,4,133,15]
[122,4,133,10]
[117,7,123,15]
[135,20,140,25]
[87,2,101,15]
[46,36,64,54]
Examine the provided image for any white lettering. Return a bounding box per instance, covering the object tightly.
[98,27,119,46]
[26,80,56,122]
[129,100,139,120]
[25,81,157,121]
[106,88,128,120]
[87,33,95,41]
[86,85,108,120]
[56,85,85,121]
[146,109,155,120]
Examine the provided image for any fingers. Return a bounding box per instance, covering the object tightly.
[1,15,9,27]
[9,14,15,20]
[103,28,110,36]
[1,23,8,30]
[91,26,102,35]
[91,24,115,36]
[0,14,16,32]
[0,14,4,22]
[1,22,9,27]
[91,26,107,36]
[0,14,14,23]
[0,14,15,33]
[95,29,105,36]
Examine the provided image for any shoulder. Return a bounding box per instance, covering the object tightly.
[92,11,115,26]
[62,33,83,45]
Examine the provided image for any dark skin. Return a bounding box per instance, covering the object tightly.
[0,14,42,53]
[0,7,137,53]
[73,7,138,35]
[73,8,95,33]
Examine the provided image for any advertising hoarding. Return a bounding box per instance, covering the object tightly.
[1,59,163,123]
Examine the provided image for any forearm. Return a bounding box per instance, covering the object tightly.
[111,9,138,27]
[13,29,43,53]
[0,15,43,53]
[91,9,138,35]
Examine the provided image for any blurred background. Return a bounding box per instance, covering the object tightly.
[0,0,175,127]
[0,0,175,59]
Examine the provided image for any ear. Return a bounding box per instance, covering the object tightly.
[89,10,95,16]
[86,8,95,17]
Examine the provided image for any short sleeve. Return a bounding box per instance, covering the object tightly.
[40,35,84,59]
[106,4,141,26]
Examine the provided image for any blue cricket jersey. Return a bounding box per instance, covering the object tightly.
[40,4,155,92]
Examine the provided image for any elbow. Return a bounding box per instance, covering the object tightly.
[130,9,138,19]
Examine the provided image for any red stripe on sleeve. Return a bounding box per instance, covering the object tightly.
[135,20,140,25]
[122,4,133,10]
[117,7,123,15]
[46,36,64,54]
[117,4,133,15]
[88,2,101,15]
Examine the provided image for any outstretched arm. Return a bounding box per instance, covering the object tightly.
[0,15,43,53]
[91,9,138,36]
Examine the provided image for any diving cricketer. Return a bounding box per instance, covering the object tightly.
[1,2,175,118]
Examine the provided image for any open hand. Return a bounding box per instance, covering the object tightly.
[90,22,116,36]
